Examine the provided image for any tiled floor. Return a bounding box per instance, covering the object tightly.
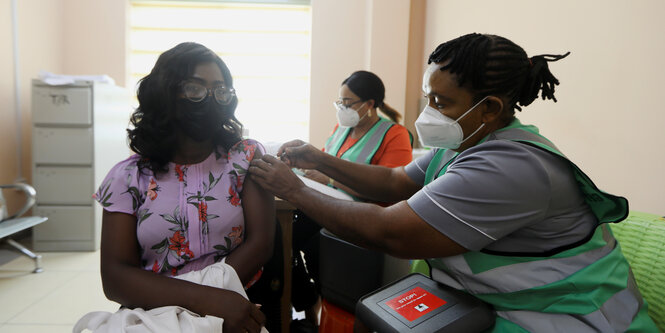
[0,246,118,333]
[0,241,313,333]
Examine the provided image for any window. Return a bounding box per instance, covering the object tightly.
[130,0,311,144]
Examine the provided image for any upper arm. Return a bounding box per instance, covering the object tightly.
[100,210,140,288]
[376,201,467,259]
[240,149,276,251]
[386,166,422,201]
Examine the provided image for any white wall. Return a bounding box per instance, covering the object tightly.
[423,0,665,214]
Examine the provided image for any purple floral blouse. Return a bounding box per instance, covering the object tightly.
[94,139,264,276]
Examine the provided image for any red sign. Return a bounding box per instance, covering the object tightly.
[385,286,447,321]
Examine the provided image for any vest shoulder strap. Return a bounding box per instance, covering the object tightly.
[350,119,394,163]
[424,126,628,224]
[324,126,350,156]
[338,118,394,164]
[424,149,458,185]
[492,128,628,224]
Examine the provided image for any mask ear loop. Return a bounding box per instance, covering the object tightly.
[457,96,489,144]
[355,102,369,123]
[460,123,486,145]
[454,96,489,124]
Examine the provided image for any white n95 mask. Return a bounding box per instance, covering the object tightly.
[415,96,488,149]
[334,102,367,128]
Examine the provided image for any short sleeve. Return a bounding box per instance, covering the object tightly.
[406,141,551,250]
[404,148,437,186]
[227,139,266,193]
[93,154,146,215]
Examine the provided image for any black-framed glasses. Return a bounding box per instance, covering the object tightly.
[334,98,363,109]
[181,81,236,105]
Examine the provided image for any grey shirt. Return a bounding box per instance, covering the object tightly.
[405,139,597,253]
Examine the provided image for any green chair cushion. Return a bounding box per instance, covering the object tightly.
[611,211,665,331]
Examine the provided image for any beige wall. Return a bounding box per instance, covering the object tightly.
[1,0,127,213]
[366,0,410,125]
[309,0,414,147]
[422,0,664,214]
[61,0,129,84]
[404,0,426,142]
[1,0,64,212]
[2,0,662,215]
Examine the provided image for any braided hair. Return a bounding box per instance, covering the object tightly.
[343,70,402,123]
[428,33,570,114]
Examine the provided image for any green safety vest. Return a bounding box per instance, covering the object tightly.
[324,118,395,201]
[324,117,394,164]
[422,119,657,332]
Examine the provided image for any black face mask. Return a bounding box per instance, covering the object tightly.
[174,96,226,142]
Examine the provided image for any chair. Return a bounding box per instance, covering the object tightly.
[610,211,665,331]
[0,183,48,273]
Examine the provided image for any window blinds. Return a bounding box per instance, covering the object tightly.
[130,0,311,143]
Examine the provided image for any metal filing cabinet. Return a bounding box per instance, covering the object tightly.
[31,79,131,251]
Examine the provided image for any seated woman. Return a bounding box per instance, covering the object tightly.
[304,70,413,198]
[291,70,413,327]
[87,42,274,333]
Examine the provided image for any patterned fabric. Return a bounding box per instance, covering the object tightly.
[94,139,264,276]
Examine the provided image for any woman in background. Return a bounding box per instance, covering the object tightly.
[304,70,412,198]
[291,70,412,329]
[88,42,274,333]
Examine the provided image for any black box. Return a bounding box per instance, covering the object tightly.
[356,273,495,333]
[319,228,385,312]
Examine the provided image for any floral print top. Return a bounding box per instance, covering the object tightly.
[94,139,264,276]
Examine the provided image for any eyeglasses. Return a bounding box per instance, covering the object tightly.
[180,81,236,105]
[334,99,363,109]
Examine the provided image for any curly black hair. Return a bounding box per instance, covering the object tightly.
[428,33,570,114]
[127,42,243,175]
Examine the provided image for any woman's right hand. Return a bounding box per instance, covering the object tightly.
[213,289,266,333]
[277,140,324,170]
